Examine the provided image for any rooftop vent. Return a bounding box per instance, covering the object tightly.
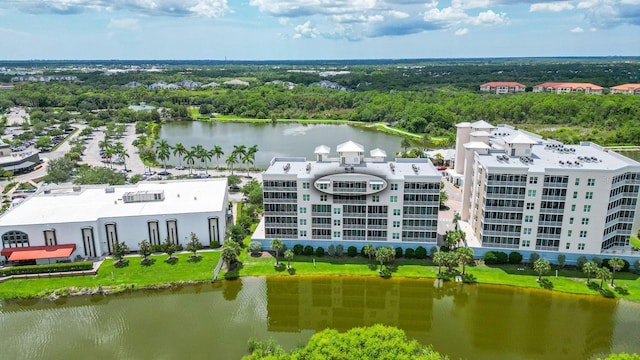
[412,164,419,173]
[122,190,165,203]
[306,163,311,173]
[72,185,81,192]
[389,163,395,173]
[105,187,115,193]
[283,163,290,172]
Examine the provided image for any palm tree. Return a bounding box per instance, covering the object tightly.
[196,145,213,175]
[212,145,224,169]
[233,144,247,172]
[193,144,206,170]
[609,258,625,287]
[271,238,284,265]
[582,261,598,284]
[533,258,551,281]
[401,138,411,153]
[242,151,253,177]
[363,244,374,264]
[99,137,111,152]
[247,145,258,171]
[104,147,115,169]
[184,149,196,175]
[284,249,294,269]
[113,141,129,171]
[172,142,187,168]
[596,266,612,290]
[156,140,171,173]
[375,246,395,271]
[226,154,238,175]
[455,247,474,275]
[433,251,445,274]
[139,148,156,173]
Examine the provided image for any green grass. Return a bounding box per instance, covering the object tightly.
[631,236,640,249]
[0,251,220,300]
[229,253,640,301]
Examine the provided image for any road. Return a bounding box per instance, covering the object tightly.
[5,107,28,126]
[438,171,463,239]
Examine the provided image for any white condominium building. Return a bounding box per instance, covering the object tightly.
[454,121,640,260]
[255,141,441,249]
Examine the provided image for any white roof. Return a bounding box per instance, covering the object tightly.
[471,120,494,129]
[314,145,330,154]
[0,179,228,226]
[470,131,492,137]
[463,141,491,149]
[370,148,387,157]
[337,140,364,153]
[456,122,471,128]
[505,132,539,145]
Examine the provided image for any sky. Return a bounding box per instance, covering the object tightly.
[0,0,638,60]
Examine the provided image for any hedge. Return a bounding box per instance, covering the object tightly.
[0,262,93,276]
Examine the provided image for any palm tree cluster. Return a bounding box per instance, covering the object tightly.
[151,141,258,176]
[582,257,625,289]
[99,134,130,171]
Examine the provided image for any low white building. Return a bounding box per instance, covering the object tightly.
[0,179,229,262]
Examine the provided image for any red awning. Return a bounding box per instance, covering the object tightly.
[2,244,76,261]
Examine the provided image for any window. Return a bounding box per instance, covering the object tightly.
[333,231,341,238]
[390,196,398,203]
[319,183,328,190]
[333,219,341,226]
[585,192,593,199]
[529,177,538,184]
[333,208,341,214]
[393,221,400,228]
[392,233,400,239]
[583,205,591,212]
[581,218,589,225]
[524,215,533,223]
[2,231,29,248]
[523,228,532,235]
[300,207,307,214]
[393,209,401,216]
[568,230,572,237]
[299,219,306,225]
[303,194,310,201]
[569,217,574,224]
[573,191,578,199]
[579,230,587,238]
[300,230,307,237]
[372,195,380,203]
[303,182,310,189]
[320,195,328,202]
[527,190,536,198]
[571,204,576,211]
[565,242,570,250]
[522,240,530,247]
[587,178,595,186]
[578,243,585,250]
[575,178,580,186]
[526,202,535,210]
[390,184,398,190]
[371,184,381,190]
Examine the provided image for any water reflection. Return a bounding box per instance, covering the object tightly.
[266,276,618,359]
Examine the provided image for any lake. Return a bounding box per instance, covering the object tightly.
[159,122,406,168]
[1,276,639,360]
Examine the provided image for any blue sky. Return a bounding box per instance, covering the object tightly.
[0,0,638,60]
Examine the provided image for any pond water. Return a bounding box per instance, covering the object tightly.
[1,276,639,360]
[158,122,406,168]
[618,151,640,162]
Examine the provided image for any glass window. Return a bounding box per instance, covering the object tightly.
[527,190,536,197]
[393,209,401,216]
[573,191,578,199]
[300,219,307,225]
[565,242,570,250]
[372,195,380,203]
[571,204,576,211]
[320,195,327,202]
[579,230,587,238]
[585,192,593,199]
[587,179,595,186]
[583,205,591,212]
[303,194,310,201]
[300,230,307,237]
[392,233,400,239]
[333,208,341,214]
[390,196,398,203]
[390,184,398,190]
[300,207,307,214]
[581,218,589,225]
[303,182,310,189]
[575,178,580,186]
[568,230,572,237]
[529,177,538,184]
[578,243,585,250]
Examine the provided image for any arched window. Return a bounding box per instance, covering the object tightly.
[2,231,30,248]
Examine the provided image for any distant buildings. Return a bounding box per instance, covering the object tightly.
[532,82,603,94]
[0,141,40,175]
[11,75,78,83]
[479,82,526,94]
[610,84,640,95]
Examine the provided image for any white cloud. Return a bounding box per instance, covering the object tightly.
[424,7,508,27]
[471,10,509,25]
[451,0,494,9]
[455,27,469,35]
[108,18,140,30]
[293,20,319,39]
[6,0,230,17]
[530,2,575,12]
[570,26,585,32]
[249,0,377,17]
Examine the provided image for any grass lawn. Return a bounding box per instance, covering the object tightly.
[0,251,220,300]
[228,251,640,301]
[631,236,640,249]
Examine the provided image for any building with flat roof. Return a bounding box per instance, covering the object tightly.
[453,121,640,262]
[0,179,229,262]
[0,140,41,175]
[532,82,603,94]
[253,141,441,250]
[479,82,526,94]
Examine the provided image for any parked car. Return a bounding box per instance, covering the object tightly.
[228,185,241,192]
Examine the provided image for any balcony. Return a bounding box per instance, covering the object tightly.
[484,193,525,199]
[367,212,388,218]
[264,198,297,204]
[535,245,559,251]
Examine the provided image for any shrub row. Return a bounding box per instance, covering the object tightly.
[484,251,524,265]
[0,262,93,276]
[150,244,184,253]
[289,244,438,259]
